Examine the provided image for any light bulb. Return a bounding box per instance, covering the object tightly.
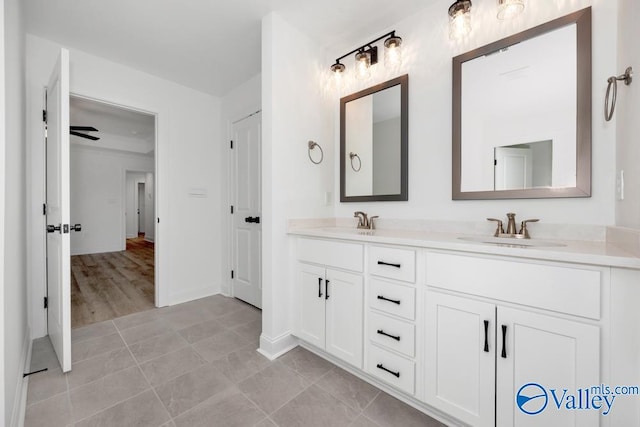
[384,35,403,69]
[497,0,524,20]
[448,0,472,40]
[355,51,371,80]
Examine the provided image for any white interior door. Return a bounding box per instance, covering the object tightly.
[495,147,533,190]
[45,49,72,372]
[137,182,145,234]
[231,113,262,308]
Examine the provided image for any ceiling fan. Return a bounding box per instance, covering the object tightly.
[70,126,100,141]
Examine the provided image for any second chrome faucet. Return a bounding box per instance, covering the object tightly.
[487,212,539,239]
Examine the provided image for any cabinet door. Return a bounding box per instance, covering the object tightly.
[325,269,363,368]
[496,307,599,427]
[296,263,326,349]
[425,291,496,427]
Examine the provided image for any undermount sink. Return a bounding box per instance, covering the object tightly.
[457,236,567,248]
[320,227,375,235]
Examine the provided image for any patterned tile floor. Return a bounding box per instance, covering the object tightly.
[25,295,445,426]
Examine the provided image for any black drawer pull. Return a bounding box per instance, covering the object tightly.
[318,277,323,298]
[376,363,400,378]
[501,324,507,359]
[377,329,401,341]
[325,279,330,300]
[377,295,401,305]
[483,320,489,353]
[377,261,401,269]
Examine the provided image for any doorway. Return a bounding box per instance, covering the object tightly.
[68,95,157,328]
[230,112,262,308]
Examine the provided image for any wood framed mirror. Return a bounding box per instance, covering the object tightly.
[340,74,408,202]
[452,8,591,200]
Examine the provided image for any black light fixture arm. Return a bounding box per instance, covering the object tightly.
[332,30,398,64]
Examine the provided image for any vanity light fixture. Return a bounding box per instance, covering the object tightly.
[448,0,472,40]
[330,31,403,81]
[497,0,525,20]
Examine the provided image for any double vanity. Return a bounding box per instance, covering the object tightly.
[288,222,640,426]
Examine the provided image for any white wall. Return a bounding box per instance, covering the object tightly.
[0,1,6,421]
[329,0,617,225]
[261,12,334,357]
[373,117,401,195]
[4,0,29,424]
[70,147,153,255]
[615,0,640,229]
[27,34,222,338]
[220,74,261,295]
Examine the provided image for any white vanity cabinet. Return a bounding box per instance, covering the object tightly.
[295,238,364,368]
[425,252,601,427]
[365,245,421,396]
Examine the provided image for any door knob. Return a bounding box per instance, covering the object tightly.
[244,216,260,224]
[46,224,61,233]
[70,224,82,232]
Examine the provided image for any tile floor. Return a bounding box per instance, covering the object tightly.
[25,295,445,427]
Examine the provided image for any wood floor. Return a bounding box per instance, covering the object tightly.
[71,235,155,328]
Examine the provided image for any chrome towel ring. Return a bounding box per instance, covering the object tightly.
[605,66,633,122]
[308,141,324,164]
[349,152,361,172]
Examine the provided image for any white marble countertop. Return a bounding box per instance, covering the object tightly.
[288,225,640,270]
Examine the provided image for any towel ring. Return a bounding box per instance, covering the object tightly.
[349,152,361,172]
[605,66,633,122]
[308,141,323,164]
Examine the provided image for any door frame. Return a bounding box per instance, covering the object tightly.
[39,92,164,333]
[226,110,262,303]
[123,170,152,242]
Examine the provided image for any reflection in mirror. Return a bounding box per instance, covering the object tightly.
[453,8,591,200]
[341,75,408,202]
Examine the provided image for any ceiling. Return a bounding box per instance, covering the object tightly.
[25,0,432,97]
[70,96,155,155]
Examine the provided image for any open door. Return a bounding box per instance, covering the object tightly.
[231,113,262,308]
[45,49,72,372]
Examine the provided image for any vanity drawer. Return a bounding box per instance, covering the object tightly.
[426,252,602,319]
[369,246,416,283]
[367,343,415,395]
[369,278,416,321]
[368,311,415,358]
[297,238,363,272]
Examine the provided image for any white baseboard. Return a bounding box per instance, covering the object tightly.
[126,233,137,239]
[144,236,154,243]
[169,285,220,306]
[10,327,31,427]
[257,332,298,360]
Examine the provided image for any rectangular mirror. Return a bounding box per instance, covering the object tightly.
[341,75,408,202]
[452,8,591,200]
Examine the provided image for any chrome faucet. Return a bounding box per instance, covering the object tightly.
[487,213,539,239]
[354,212,378,230]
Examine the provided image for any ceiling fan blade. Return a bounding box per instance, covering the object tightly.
[70,126,99,132]
[70,130,100,141]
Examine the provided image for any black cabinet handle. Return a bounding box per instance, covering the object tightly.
[376,363,400,378]
[318,277,323,298]
[377,261,401,269]
[325,279,330,300]
[377,295,401,305]
[377,329,401,341]
[483,320,489,353]
[244,216,260,223]
[501,325,507,358]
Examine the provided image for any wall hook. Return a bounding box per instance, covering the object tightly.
[308,141,324,164]
[605,66,633,122]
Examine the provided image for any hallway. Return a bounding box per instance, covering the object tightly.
[71,236,155,328]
